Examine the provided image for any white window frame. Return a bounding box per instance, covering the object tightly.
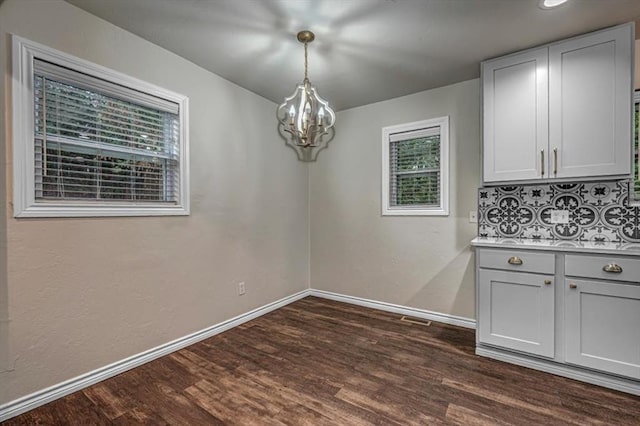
[631,90,640,205]
[11,35,190,218]
[381,116,449,216]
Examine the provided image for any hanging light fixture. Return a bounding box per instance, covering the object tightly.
[277,30,336,162]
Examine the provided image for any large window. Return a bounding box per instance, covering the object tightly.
[381,117,449,216]
[12,36,189,217]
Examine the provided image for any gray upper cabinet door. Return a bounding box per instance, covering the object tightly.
[482,23,633,184]
[565,279,640,379]
[478,269,555,358]
[549,25,632,179]
[483,48,549,183]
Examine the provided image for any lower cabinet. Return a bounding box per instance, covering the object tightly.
[565,278,640,379]
[475,245,640,394]
[478,269,554,358]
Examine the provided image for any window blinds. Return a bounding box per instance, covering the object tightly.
[33,59,180,203]
[389,126,441,207]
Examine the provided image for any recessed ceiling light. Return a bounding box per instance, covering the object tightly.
[539,0,568,9]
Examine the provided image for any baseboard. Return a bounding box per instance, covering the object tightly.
[476,346,640,396]
[0,289,312,422]
[309,289,476,329]
[1,288,474,421]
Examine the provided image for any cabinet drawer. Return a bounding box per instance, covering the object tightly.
[478,248,554,274]
[565,254,640,284]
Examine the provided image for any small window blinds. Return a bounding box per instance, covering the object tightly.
[389,126,441,208]
[33,59,180,204]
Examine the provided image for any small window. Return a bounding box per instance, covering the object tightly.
[12,36,189,217]
[381,117,449,216]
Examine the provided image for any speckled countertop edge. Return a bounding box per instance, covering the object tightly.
[471,237,640,257]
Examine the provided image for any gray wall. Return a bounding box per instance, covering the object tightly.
[310,79,481,319]
[0,0,309,405]
[0,0,483,408]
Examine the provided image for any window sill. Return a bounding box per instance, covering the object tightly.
[14,203,189,218]
[382,207,449,217]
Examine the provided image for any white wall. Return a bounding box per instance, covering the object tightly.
[0,0,308,405]
[310,79,480,319]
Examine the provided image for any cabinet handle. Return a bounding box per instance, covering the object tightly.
[553,147,558,175]
[544,279,552,285]
[541,150,545,177]
[569,283,577,289]
[602,263,623,273]
[507,256,523,265]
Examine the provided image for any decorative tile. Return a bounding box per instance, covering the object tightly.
[477,180,639,243]
[478,224,498,238]
[521,185,553,207]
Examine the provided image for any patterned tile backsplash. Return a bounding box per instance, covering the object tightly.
[478,180,640,243]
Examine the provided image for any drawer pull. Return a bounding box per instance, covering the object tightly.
[544,279,552,285]
[602,264,623,273]
[569,283,577,289]
[507,256,523,266]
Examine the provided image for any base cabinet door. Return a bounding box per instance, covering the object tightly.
[565,279,640,379]
[478,270,555,358]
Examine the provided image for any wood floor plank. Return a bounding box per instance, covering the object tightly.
[442,377,604,425]
[3,296,640,425]
[184,379,286,425]
[82,383,131,420]
[271,403,337,426]
[3,392,111,426]
[334,386,445,426]
[110,401,171,425]
[446,403,515,426]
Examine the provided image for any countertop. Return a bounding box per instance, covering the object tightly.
[471,237,640,257]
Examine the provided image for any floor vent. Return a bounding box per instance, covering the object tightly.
[400,316,432,326]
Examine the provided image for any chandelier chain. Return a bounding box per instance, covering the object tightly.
[304,42,308,81]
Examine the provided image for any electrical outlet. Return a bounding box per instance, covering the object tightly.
[550,209,569,224]
[469,210,478,223]
[238,281,246,296]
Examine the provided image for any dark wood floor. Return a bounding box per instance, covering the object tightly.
[4,296,640,425]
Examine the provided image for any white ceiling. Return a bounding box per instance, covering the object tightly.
[66,0,640,111]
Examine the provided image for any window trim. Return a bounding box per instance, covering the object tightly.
[381,116,449,216]
[631,90,640,205]
[11,35,190,218]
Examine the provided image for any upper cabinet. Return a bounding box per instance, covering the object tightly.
[483,48,549,182]
[483,24,633,184]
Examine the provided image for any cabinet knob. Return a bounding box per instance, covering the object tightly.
[602,263,623,273]
[544,279,552,285]
[569,283,577,289]
[507,256,523,265]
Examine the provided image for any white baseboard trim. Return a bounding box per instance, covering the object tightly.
[476,346,640,396]
[308,289,476,329]
[1,288,474,421]
[0,289,311,422]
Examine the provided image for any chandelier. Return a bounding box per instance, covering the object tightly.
[277,30,336,162]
